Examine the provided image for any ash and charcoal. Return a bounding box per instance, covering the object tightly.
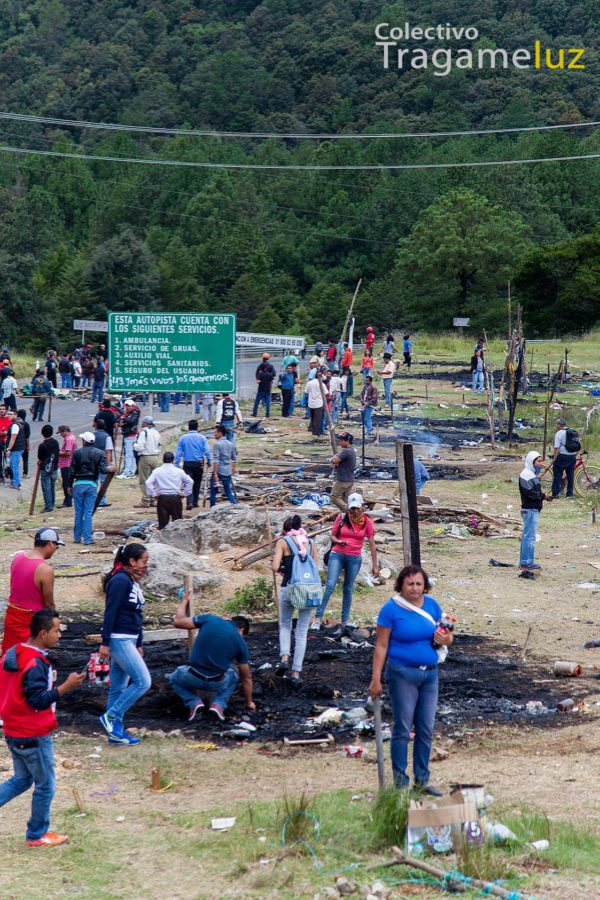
[54,622,588,743]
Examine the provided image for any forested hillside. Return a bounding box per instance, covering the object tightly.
[0,0,599,347]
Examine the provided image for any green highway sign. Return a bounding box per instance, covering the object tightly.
[108,312,236,393]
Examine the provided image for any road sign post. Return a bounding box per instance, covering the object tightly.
[108,313,236,394]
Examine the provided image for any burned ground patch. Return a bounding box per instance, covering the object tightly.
[54,621,592,744]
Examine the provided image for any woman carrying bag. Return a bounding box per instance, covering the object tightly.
[272,515,321,687]
[98,543,152,745]
[311,493,379,631]
[369,565,453,795]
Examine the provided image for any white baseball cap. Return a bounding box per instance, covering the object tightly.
[123,398,135,406]
[79,431,95,443]
[347,492,364,509]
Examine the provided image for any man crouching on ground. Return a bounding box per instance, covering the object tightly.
[0,609,86,846]
[167,592,255,722]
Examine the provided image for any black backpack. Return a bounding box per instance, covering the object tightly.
[565,428,581,453]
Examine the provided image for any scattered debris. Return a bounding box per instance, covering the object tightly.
[211,817,236,831]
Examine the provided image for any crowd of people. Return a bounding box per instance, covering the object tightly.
[250,328,414,439]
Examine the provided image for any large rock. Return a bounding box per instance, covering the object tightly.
[144,543,224,598]
[150,505,289,553]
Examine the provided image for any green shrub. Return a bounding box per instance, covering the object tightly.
[223,577,274,615]
[370,786,410,848]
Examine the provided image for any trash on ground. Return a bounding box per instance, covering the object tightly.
[211,817,236,830]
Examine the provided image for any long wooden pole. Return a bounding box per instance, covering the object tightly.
[380,850,522,899]
[184,572,195,653]
[28,463,41,515]
[317,373,337,454]
[265,509,279,604]
[373,696,386,790]
[93,471,115,512]
[402,443,421,566]
[484,369,495,448]
[339,278,362,346]
[396,441,412,566]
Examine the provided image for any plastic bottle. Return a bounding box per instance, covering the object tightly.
[92,531,105,540]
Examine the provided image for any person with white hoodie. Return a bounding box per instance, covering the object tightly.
[518,451,552,573]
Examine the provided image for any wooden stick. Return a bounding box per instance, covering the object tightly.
[72,787,86,813]
[373,696,386,791]
[265,509,279,604]
[484,369,495,448]
[317,373,337,455]
[28,463,41,516]
[522,625,533,661]
[381,849,520,899]
[283,734,334,746]
[339,278,362,346]
[93,471,115,512]
[396,441,412,566]
[184,572,195,653]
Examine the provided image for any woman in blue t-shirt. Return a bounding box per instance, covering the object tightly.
[369,565,453,795]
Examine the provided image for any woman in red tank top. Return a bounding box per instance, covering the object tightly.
[1,529,62,655]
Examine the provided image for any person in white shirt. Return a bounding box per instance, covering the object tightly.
[215,393,243,442]
[133,416,162,507]
[377,353,396,407]
[145,452,193,529]
[328,370,342,424]
[306,377,324,439]
[1,372,19,411]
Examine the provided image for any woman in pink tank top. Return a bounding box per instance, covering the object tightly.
[1,530,61,655]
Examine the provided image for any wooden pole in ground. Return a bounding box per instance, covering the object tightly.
[317,373,337,455]
[378,849,522,899]
[265,509,279,604]
[184,572,195,652]
[484,369,495,448]
[28,463,41,515]
[396,441,412,566]
[47,395,52,424]
[339,278,362,346]
[402,443,421,566]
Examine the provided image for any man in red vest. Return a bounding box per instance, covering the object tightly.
[0,609,85,846]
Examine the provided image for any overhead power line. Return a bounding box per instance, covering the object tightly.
[0,144,599,171]
[0,110,598,140]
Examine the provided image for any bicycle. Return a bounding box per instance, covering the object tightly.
[539,451,600,499]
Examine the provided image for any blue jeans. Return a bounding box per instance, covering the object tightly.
[40,470,57,509]
[92,381,104,403]
[123,436,136,476]
[32,398,46,421]
[383,378,393,406]
[520,508,540,567]
[9,449,23,488]
[552,454,576,498]
[73,481,97,543]
[0,735,55,840]
[472,371,484,392]
[339,392,349,414]
[253,389,271,417]
[221,421,235,442]
[331,396,339,424]
[362,405,373,434]
[81,375,90,388]
[279,587,313,672]
[168,665,239,712]
[316,551,362,622]
[290,392,296,416]
[159,393,171,412]
[386,662,439,787]
[210,473,237,506]
[106,637,151,723]
[60,374,72,388]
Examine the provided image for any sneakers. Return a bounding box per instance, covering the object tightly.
[209,703,225,722]
[275,660,290,676]
[188,700,204,722]
[108,730,141,746]
[27,832,69,847]
[99,712,116,735]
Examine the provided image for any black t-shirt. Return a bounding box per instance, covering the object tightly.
[38,438,60,472]
[96,409,117,439]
